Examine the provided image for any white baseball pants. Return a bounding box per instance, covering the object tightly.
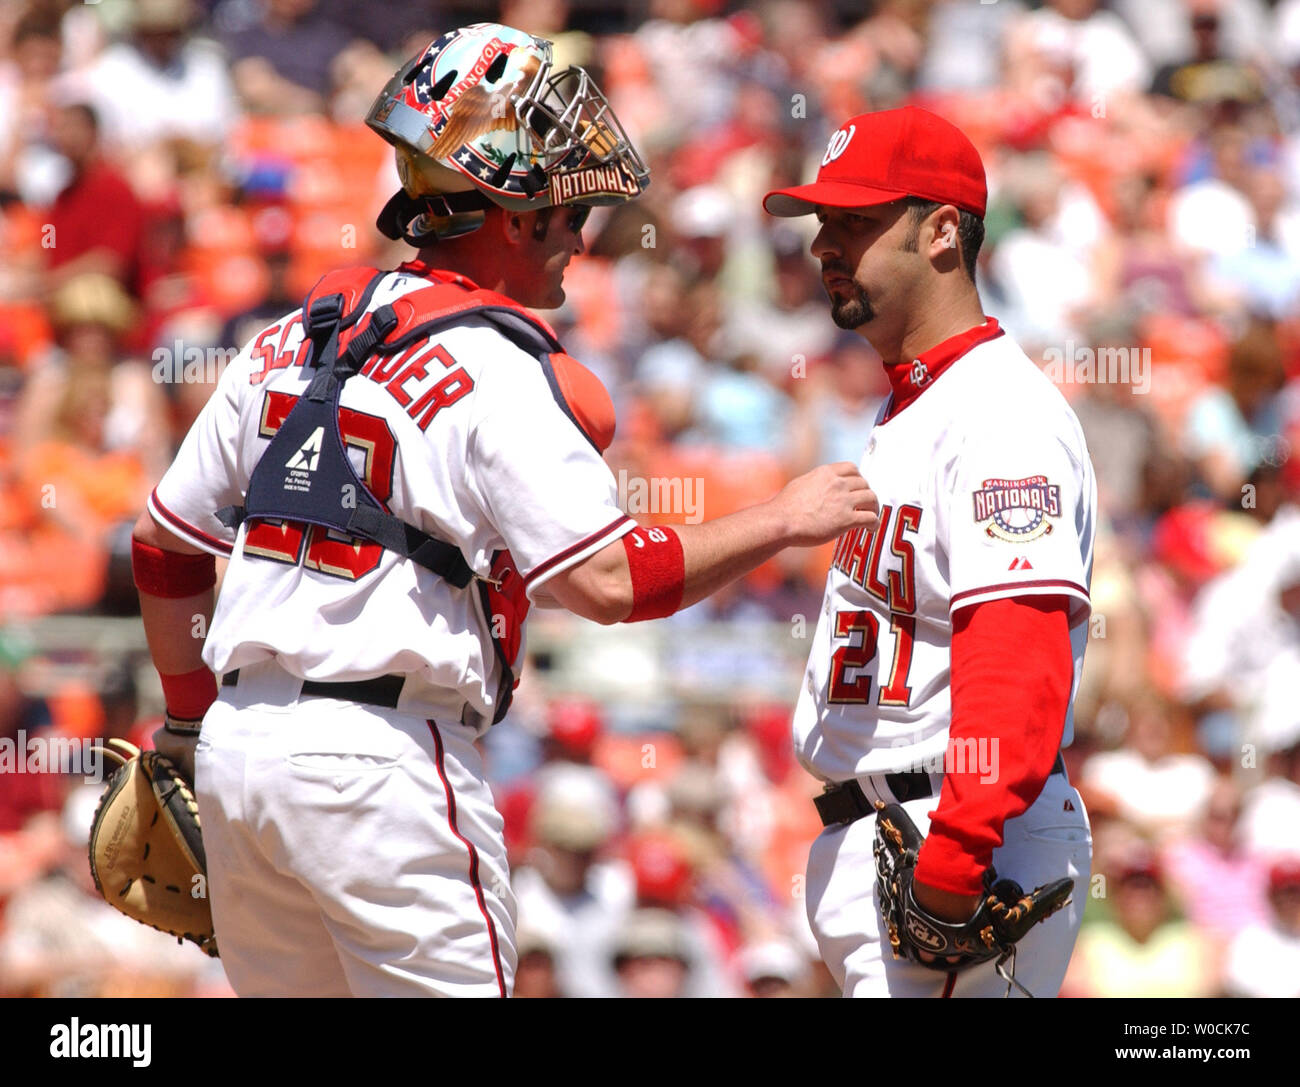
[805,771,1091,997]
[195,666,515,997]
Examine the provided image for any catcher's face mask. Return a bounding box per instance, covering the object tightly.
[367,22,649,244]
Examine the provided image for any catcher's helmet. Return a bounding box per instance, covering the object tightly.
[367,22,649,244]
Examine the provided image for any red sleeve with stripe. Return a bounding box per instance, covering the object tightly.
[912,594,1073,896]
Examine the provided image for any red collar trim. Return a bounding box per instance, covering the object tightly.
[881,317,1002,422]
[394,260,481,292]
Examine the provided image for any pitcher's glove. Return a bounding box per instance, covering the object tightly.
[87,739,218,957]
[872,802,1071,996]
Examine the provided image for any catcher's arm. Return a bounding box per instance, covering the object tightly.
[131,510,218,779]
[545,463,878,623]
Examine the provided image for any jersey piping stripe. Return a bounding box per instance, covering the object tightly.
[149,488,234,556]
[522,514,633,587]
[426,720,507,998]
[949,579,1089,609]
[941,972,957,998]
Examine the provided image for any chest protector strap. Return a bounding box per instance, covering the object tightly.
[216,266,593,591]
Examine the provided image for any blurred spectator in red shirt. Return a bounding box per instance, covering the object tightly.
[43,103,142,292]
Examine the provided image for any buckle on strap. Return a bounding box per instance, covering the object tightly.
[306,293,345,333]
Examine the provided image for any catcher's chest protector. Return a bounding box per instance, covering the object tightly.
[218,266,600,588]
[217,267,604,724]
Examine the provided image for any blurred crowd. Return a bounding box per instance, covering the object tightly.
[2,0,1300,997]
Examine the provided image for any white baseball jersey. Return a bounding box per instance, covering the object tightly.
[793,323,1097,781]
[149,267,635,731]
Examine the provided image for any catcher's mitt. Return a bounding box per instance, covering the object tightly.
[873,801,1071,996]
[88,739,218,957]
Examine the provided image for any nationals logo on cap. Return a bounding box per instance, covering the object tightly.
[764,106,987,219]
[822,124,856,166]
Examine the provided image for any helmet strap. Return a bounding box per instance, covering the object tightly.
[375,189,498,245]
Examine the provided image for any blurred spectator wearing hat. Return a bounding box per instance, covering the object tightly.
[610,907,693,999]
[17,271,169,481]
[1139,500,1258,697]
[1223,855,1300,997]
[41,102,142,292]
[624,830,741,997]
[1064,845,1218,997]
[1149,2,1266,109]
[496,696,618,862]
[6,273,168,614]
[738,938,812,998]
[79,0,236,153]
[511,925,564,1000]
[511,773,633,999]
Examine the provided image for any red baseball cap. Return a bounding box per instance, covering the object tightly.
[763,106,987,219]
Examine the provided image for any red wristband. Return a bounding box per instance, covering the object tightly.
[623,526,685,621]
[132,538,216,598]
[160,666,218,721]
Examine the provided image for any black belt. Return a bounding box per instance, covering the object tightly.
[814,753,1066,828]
[221,669,405,709]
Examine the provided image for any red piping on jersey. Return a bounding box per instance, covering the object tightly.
[881,318,1003,423]
[941,972,957,998]
[427,720,507,998]
[150,488,234,556]
[950,579,1089,613]
[523,514,633,587]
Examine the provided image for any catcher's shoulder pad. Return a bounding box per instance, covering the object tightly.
[88,740,218,957]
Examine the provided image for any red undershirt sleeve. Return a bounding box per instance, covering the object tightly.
[912,594,1074,896]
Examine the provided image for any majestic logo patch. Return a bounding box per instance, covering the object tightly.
[822,124,856,166]
[973,475,1060,542]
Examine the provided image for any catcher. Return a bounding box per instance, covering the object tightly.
[764,106,1095,997]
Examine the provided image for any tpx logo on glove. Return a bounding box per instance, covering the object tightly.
[904,912,947,952]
